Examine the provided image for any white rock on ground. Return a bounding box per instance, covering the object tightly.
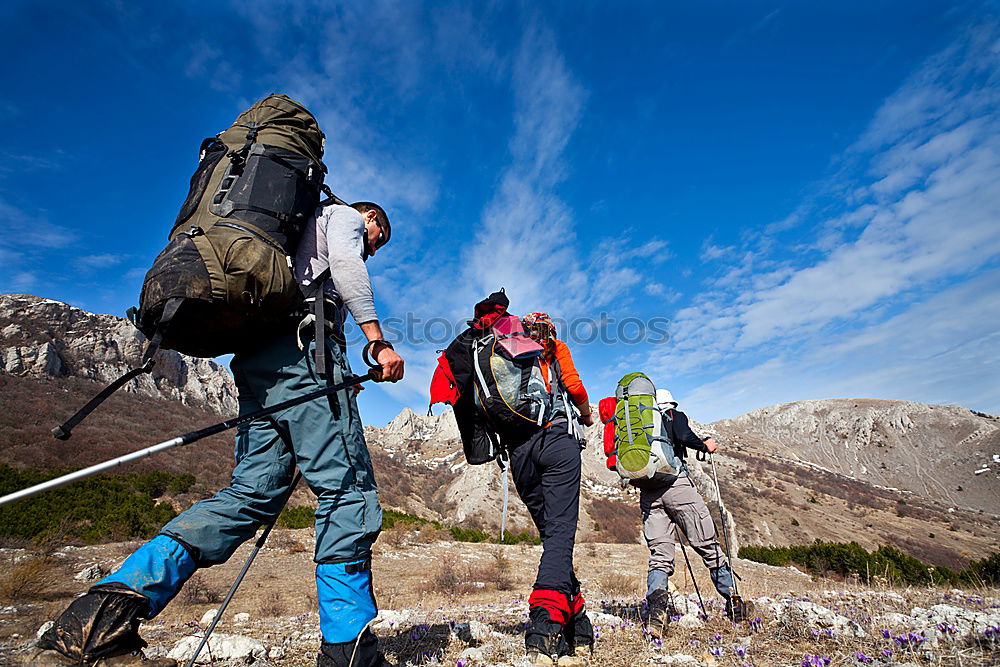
[908,603,1000,640]
[199,609,218,627]
[771,600,866,637]
[372,609,410,632]
[73,565,106,582]
[452,620,492,643]
[168,634,267,664]
[650,654,699,664]
[673,614,704,628]
[587,612,625,627]
[457,645,488,662]
[233,612,251,625]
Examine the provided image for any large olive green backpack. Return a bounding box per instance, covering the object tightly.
[53,94,332,440]
[133,93,330,358]
[612,372,682,487]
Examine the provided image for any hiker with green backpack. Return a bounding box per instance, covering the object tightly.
[599,377,746,636]
[34,95,402,667]
[429,301,595,666]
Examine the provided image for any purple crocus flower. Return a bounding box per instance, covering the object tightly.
[710,647,724,657]
[735,645,748,657]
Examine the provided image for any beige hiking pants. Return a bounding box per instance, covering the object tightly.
[640,475,727,576]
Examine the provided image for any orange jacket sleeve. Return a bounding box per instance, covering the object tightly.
[552,339,590,410]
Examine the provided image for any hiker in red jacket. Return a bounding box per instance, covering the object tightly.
[428,300,595,666]
[514,311,595,665]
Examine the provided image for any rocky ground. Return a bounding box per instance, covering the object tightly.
[1,531,998,666]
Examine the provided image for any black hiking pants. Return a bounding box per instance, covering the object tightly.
[509,422,583,595]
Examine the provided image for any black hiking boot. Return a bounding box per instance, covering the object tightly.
[725,595,754,623]
[525,607,569,666]
[316,629,386,667]
[559,609,593,666]
[32,585,161,666]
[646,589,676,638]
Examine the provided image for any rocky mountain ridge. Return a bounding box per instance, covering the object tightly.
[0,294,236,415]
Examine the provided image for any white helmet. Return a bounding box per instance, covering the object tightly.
[656,389,678,410]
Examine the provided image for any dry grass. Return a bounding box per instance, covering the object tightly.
[179,573,222,605]
[0,553,59,602]
[469,548,515,591]
[258,591,284,617]
[596,571,643,599]
[269,530,310,554]
[424,562,477,599]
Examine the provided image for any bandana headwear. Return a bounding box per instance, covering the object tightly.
[523,312,556,342]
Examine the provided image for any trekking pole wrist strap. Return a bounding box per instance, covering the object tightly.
[361,339,393,369]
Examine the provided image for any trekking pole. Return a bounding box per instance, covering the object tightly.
[0,365,381,507]
[709,452,741,598]
[185,471,303,667]
[675,525,708,620]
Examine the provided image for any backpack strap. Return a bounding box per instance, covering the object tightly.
[51,298,183,440]
[300,268,332,378]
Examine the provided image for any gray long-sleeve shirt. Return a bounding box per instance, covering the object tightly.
[294,204,379,327]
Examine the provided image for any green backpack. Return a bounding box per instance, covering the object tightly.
[612,372,682,487]
[53,94,332,440]
[133,93,330,358]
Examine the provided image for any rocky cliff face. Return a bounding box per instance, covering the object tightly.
[0,294,237,415]
[709,398,1000,514]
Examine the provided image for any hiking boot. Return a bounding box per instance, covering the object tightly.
[556,647,590,666]
[646,589,676,638]
[33,586,153,666]
[317,629,386,667]
[561,607,593,666]
[725,595,754,623]
[525,607,569,666]
[26,648,176,666]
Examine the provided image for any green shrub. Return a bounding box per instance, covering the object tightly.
[168,473,196,495]
[962,552,1000,586]
[0,465,197,543]
[498,530,541,545]
[382,509,440,530]
[449,526,491,543]
[278,505,315,529]
[739,539,998,587]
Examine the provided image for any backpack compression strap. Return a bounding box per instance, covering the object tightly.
[51,298,182,440]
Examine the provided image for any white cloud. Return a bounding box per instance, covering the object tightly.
[681,268,1000,420]
[75,253,128,271]
[651,23,1000,418]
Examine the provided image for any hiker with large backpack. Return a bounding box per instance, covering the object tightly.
[429,298,595,667]
[33,95,403,667]
[598,380,743,637]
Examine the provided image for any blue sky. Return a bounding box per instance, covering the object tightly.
[1,1,998,426]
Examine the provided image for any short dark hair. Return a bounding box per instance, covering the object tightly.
[350,201,391,244]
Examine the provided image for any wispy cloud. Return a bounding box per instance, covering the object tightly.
[653,23,1000,419]
[74,253,129,271]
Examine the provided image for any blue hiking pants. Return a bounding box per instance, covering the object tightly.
[98,333,381,641]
